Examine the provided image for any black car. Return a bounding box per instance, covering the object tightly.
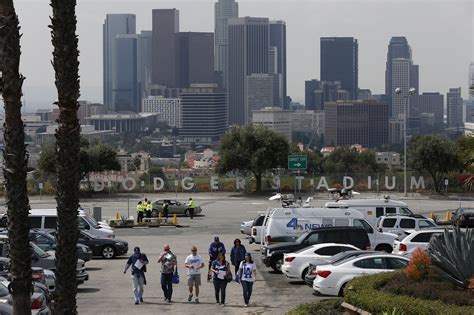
[303,250,377,286]
[451,208,474,227]
[77,230,128,259]
[261,227,371,272]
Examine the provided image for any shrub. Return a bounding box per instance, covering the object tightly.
[344,272,474,315]
[286,299,343,315]
[403,248,431,281]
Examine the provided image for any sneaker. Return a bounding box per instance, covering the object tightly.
[188,294,193,302]
[167,299,172,303]
[216,301,220,304]
[134,301,139,305]
[164,297,168,302]
[221,303,225,307]
[139,298,143,303]
[195,298,199,304]
[244,304,248,307]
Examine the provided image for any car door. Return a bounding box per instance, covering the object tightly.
[353,257,388,275]
[78,233,97,256]
[168,200,181,215]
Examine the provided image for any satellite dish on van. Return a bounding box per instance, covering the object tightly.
[305,197,313,203]
[269,193,282,201]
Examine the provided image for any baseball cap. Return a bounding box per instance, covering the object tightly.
[134,246,140,252]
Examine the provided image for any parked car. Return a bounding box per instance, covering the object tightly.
[304,250,377,286]
[376,215,436,237]
[240,220,253,235]
[250,214,266,244]
[312,253,409,296]
[261,227,371,272]
[281,243,359,281]
[0,279,51,315]
[76,230,128,259]
[0,258,55,294]
[392,228,445,256]
[151,199,202,217]
[451,208,474,227]
[29,229,92,262]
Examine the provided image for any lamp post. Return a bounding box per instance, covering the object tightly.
[395,87,416,197]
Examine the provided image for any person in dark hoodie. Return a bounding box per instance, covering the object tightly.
[230,238,246,276]
[124,246,149,305]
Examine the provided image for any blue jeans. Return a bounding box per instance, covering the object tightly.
[213,279,227,304]
[241,280,254,304]
[161,273,173,300]
[131,274,144,303]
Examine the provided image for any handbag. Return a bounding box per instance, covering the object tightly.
[172,267,179,284]
[225,262,233,283]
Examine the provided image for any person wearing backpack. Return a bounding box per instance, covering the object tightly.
[238,252,257,307]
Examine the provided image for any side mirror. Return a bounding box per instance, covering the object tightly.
[378,228,383,233]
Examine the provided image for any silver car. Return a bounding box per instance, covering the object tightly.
[152,199,202,216]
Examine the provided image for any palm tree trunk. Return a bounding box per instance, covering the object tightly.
[50,0,81,313]
[0,1,32,313]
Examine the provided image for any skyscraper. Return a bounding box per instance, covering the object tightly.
[228,17,269,125]
[138,30,152,102]
[176,32,215,88]
[247,74,274,121]
[269,21,287,108]
[447,87,463,130]
[103,14,136,111]
[384,37,419,116]
[469,62,474,101]
[152,9,179,87]
[320,37,358,99]
[214,0,238,88]
[391,58,411,118]
[112,35,139,113]
[268,46,282,107]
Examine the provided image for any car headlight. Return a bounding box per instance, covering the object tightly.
[115,242,123,246]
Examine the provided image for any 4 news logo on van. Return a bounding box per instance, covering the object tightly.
[286,218,333,231]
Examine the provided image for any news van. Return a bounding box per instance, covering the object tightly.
[325,198,420,228]
[261,207,396,252]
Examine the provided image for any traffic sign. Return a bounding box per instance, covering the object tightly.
[288,155,307,170]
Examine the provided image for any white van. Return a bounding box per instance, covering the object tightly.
[29,209,115,239]
[261,207,396,252]
[325,198,418,228]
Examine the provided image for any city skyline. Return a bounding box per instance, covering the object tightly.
[9,0,473,110]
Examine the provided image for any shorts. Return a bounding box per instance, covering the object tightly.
[187,274,201,286]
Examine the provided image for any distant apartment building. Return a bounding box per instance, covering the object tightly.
[305,79,347,111]
[179,85,228,145]
[36,125,114,146]
[376,152,401,169]
[252,107,292,143]
[389,118,403,144]
[291,110,325,135]
[247,74,274,123]
[447,87,463,130]
[324,100,388,148]
[78,102,107,124]
[409,92,444,125]
[86,113,158,133]
[142,96,181,128]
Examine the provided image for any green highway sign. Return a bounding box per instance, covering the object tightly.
[288,155,307,170]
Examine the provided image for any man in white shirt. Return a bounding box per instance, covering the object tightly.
[184,246,205,303]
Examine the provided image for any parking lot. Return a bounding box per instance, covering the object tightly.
[24,192,472,314]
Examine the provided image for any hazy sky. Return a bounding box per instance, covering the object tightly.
[11,0,474,110]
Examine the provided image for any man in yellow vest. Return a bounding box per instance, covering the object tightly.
[187,198,196,219]
[136,201,145,223]
[144,198,153,218]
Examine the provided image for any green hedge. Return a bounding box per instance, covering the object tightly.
[286,299,343,315]
[344,272,474,315]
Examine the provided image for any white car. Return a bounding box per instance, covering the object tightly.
[250,214,266,244]
[240,220,253,235]
[282,243,359,281]
[376,215,436,237]
[392,228,444,256]
[313,253,409,296]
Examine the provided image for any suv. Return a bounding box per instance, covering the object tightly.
[376,215,436,236]
[392,228,445,256]
[451,208,474,227]
[261,227,370,272]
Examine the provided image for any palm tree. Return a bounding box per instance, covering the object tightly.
[50,0,81,312]
[0,0,32,313]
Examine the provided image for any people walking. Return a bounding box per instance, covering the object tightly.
[123,247,149,305]
[208,236,226,281]
[238,252,257,307]
[184,246,205,304]
[157,244,177,302]
[210,252,231,306]
[230,239,246,276]
[187,197,196,219]
[136,201,144,223]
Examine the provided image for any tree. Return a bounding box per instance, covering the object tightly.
[140,166,165,185]
[408,135,462,193]
[50,0,81,312]
[0,1,32,313]
[457,135,474,173]
[217,125,289,192]
[321,147,384,174]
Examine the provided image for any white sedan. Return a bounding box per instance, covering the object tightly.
[240,220,253,235]
[281,243,359,281]
[313,253,409,296]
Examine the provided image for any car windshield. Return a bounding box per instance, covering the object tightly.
[30,242,49,258]
[34,232,56,243]
[400,207,414,215]
[84,212,99,226]
[81,230,97,239]
[0,282,9,297]
[460,208,474,214]
[295,231,311,243]
[82,216,98,229]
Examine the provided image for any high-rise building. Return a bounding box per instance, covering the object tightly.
[268,46,282,107]
[324,100,388,148]
[320,37,358,99]
[391,58,411,118]
[142,96,181,128]
[252,107,292,142]
[305,79,346,111]
[384,37,419,116]
[228,17,269,125]
[447,87,463,130]
[138,31,152,101]
[176,32,215,88]
[214,0,238,88]
[112,34,139,113]
[305,80,320,110]
[469,62,474,101]
[247,74,274,122]
[152,9,179,87]
[180,85,228,144]
[269,21,287,108]
[409,92,444,125]
[103,14,136,110]
[389,118,403,144]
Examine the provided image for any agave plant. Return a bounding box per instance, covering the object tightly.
[428,226,474,289]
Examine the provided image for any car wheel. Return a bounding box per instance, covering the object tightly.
[271,256,283,272]
[338,282,348,297]
[102,246,115,259]
[301,267,309,280]
[375,244,393,253]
